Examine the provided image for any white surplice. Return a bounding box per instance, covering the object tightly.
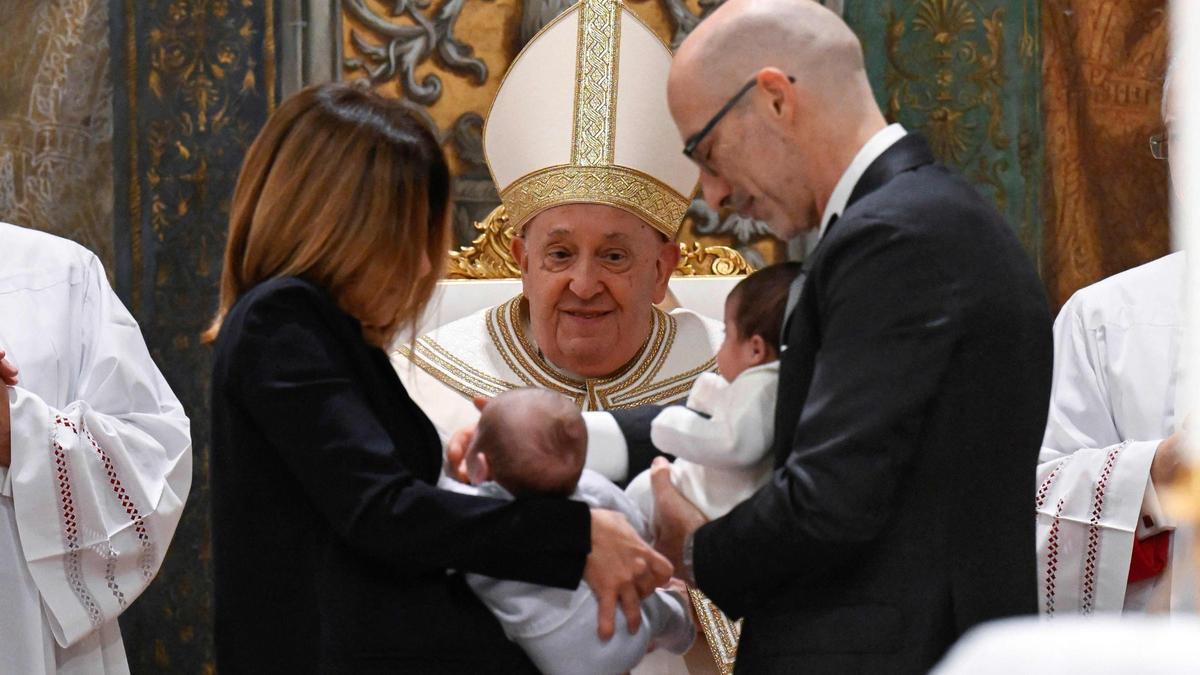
[0,223,192,674]
[1036,252,1187,615]
[932,615,1200,674]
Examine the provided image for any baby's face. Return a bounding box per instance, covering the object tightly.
[716,299,758,381]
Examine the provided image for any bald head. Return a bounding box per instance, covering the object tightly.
[665,0,886,238]
[670,0,873,118]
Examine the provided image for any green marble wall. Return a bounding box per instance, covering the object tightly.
[845,0,1044,265]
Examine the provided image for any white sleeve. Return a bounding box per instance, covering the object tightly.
[1035,300,1158,614]
[5,256,192,647]
[583,412,629,482]
[650,371,773,469]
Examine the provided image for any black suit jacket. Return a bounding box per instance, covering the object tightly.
[625,134,1051,673]
[210,277,591,673]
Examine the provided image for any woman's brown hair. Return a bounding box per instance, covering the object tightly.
[203,82,450,347]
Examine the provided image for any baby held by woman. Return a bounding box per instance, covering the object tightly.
[442,388,694,675]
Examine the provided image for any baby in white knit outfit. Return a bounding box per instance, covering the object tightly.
[626,262,803,522]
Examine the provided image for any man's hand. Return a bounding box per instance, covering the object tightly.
[1153,415,1196,486]
[650,457,708,576]
[0,351,16,386]
[584,508,673,641]
[443,396,488,483]
[0,350,16,468]
[1152,431,1185,486]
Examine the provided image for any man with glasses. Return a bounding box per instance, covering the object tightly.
[636,0,1052,671]
[1033,61,1190,615]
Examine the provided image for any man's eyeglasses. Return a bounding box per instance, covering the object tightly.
[1150,131,1170,161]
[682,75,796,172]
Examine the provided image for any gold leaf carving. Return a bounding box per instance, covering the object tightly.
[445,206,522,279]
[675,242,753,277]
[446,206,753,280]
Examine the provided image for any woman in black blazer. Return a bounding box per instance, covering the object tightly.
[204,83,669,673]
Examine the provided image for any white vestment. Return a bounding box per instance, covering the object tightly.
[626,362,777,522]
[932,615,1200,674]
[444,470,694,675]
[391,294,723,463]
[1036,252,1187,615]
[0,223,192,674]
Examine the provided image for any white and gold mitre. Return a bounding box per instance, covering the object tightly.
[484,0,699,238]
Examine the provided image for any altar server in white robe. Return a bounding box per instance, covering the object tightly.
[0,222,192,674]
[1035,64,1190,614]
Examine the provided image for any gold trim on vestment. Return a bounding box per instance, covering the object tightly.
[689,587,741,675]
[499,296,672,410]
[397,337,521,400]
[398,294,717,410]
[502,164,690,238]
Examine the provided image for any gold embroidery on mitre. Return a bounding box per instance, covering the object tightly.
[571,0,620,167]
[502,165,690,239]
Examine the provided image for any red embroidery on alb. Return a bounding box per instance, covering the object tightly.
[54,414,157,581]
[1036,459,1070,510]
[82,426,155,579]
[1080,443,1125,615]
[1043,498,1066,616]
[50,418,104,628]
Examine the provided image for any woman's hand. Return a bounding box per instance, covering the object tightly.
[443,396,489,483]
[585,508,673,641]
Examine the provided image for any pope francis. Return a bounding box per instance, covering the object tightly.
[391,0,722,484]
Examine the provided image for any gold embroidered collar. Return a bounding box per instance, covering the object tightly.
[399,295,716,410]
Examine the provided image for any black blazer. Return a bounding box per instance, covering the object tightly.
[210,277,591,673]
[624,135,1052,673]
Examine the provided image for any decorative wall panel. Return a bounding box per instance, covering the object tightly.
[340,0,798,268]
[1041,0,1169,309]
[0,0,114,271]
[845,0,1044,263]
[111,0,277,671]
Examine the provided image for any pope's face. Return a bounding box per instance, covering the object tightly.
[512,204,677,378]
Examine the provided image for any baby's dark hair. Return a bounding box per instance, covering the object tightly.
[726,262,805,353]
[469,388,586,498]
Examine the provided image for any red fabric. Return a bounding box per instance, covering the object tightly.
[1128,531,1172,583]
